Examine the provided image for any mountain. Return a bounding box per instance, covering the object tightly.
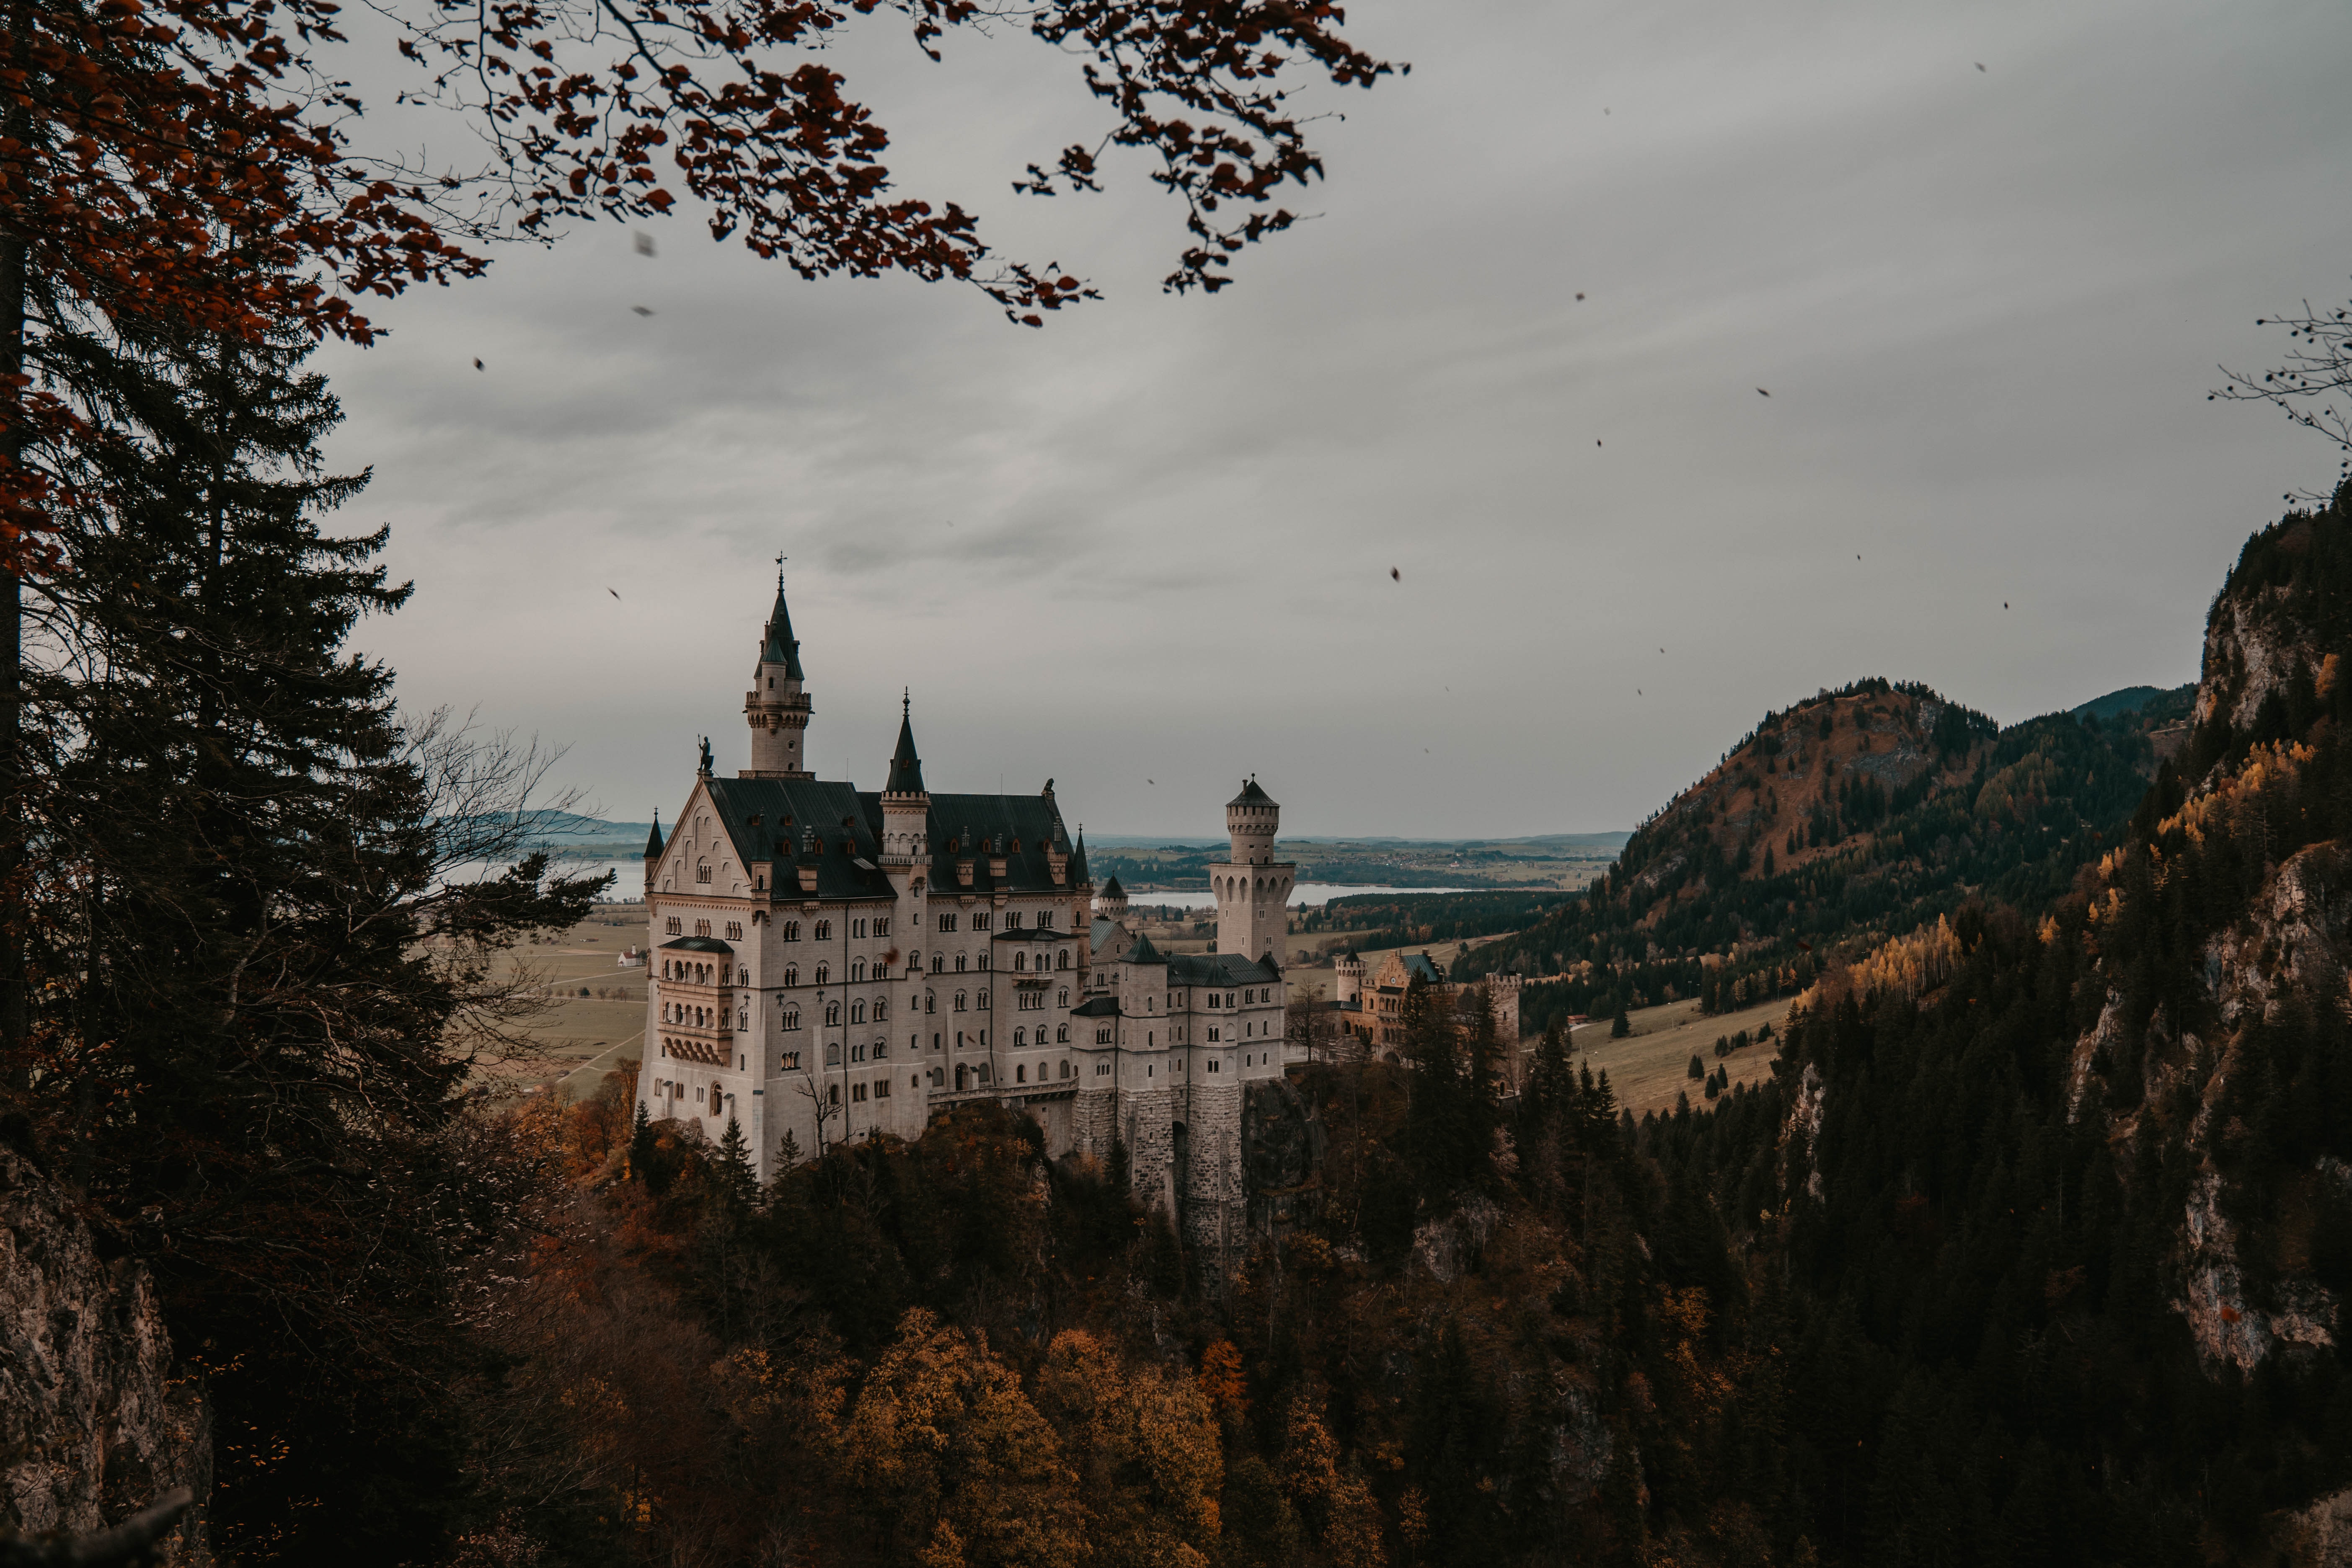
[1457,678,2175,1036]
[2070,682,2195,723]
[1642,479,2352,1563]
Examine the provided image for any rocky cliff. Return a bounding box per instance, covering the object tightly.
[0,1144,209,1563]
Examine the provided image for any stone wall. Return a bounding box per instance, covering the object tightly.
[1122,1086,1179,1215]
[0,1147,209,1563]
[1177,1083,1245,1261]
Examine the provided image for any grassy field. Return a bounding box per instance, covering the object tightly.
[488,904,651,1098]
[1567,994,1789,1118]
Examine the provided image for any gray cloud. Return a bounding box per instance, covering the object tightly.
[319,0,2352,838]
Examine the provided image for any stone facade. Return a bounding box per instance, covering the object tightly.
[632,578,1311,1261]
[1330,948,1526,1080]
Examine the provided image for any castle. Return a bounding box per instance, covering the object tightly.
[632,574,1301,1251]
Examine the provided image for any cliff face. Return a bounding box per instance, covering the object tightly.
[0,1146,209,1563]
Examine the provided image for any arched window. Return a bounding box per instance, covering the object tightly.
[977,990,990,1010]
[783,965,799,987]
[824,1001,841,1027]
[851,958,866,982]
[925,991,936,1014]
[1056,1024,1069,1043]
[1016,1064,1027,1083]
[954,953,967,973]
[828,1084,839,1104]
[1058,989,1069,1008]
[783,1007,801,1031]
[851,1000,867,1024]
[739,966,750,985]
[814,963,830,985]
[1058,950,1070,970]
[874,998,889,1021]
[953,991,968,1012]
[783,920,801,941]
[1013,952,1026,972]
[1013,1028,1026,1047]
[814,920,832,940]
[1058,1058,1071,1077]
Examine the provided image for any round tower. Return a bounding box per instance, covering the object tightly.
[744,565,814,778]
[1212,777,1294,965]
[1225,776,1278,864]
[1334,949,1364,1007]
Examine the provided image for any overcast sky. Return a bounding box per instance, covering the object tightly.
[317,0,2352,839]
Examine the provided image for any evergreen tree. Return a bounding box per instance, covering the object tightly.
[1610,997,1631,1038]
[631,1100,655,1180]
[13,316,602,1558]
[715,1114,760,1212]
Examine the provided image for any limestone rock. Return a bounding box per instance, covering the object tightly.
[0,1147,209,1563]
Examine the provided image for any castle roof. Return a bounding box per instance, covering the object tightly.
[1403,952,1445,985]
[659,934,735,955]
[1228,777,1276,808]
[1122,932,1168,966]
[885,697,926,796]
[759,578,804,679]
[1166,951,1280,987]
[1101,874,1125,898]
[644,811,664,859]
[1067,833,1089,884]
[1070,995,1122,1017]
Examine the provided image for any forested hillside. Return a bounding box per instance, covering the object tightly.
[1456,680,2180,1038]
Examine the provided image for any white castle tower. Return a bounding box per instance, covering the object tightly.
[1211,777,1293,966]
[742,566,813,778]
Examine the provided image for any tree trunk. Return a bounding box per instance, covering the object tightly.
[0,214,26,1078]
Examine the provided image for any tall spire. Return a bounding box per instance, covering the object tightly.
[644,808,664,859]
[886,690,927,796]
[761,560,804,679]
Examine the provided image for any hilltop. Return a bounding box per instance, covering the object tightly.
[1457,677,2179,1034]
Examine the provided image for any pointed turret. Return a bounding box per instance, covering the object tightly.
[885,690,926,797]
[644,810,665,860]
[1068,831,1091,886]
[744,561,814,778]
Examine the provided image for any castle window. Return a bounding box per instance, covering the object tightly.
[853,918,867,938]
[851,1000,866,1024]
[875,918,890,937]
[1006,911,1024,929]
[1013,952,1026,972]
[1058,950,1070,969]
[938,914,957,933]
[874,998,888,1021]
[697,863,712,883]
[875,1077,891,1098]
[1058,989,1069,1008]
[1014,1028,1026,1047]
[1056,1025,1068,1043]
[825,1002,841,1026]
[932,954,944,973]
[783,965,799,987]
[783,1007,801,1031]
[1097,1028,1112,1045]
[783,921,801,942]
[851,1042,866,1062]
[726,921,743,940]
[874,1038,889,1058]
[1208,1059,1219,1072]
[814,963,831,985]
[851,959,867,982]
[977,991,989,1010]
[925,990,936,1013]
[1210,1027,1221,1042]
[954,991,967,1012]
[1208,993,1219,1008]
[782,1050,800,1069]
[814,920,832,940]
[696,920,712,938]
[973,913,991,932]
[1037,911,1053,930]
[1016,1064,1027,1083]
[978,949,990,970]
[955,953,967,973]
[1058,1059,1070,1077]
[851,1082,865,1103]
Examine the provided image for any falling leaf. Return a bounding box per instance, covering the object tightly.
[608,588,620,599]
[1575,292,1586,301]
[632,305,654,316]
[635,231,657,256]
[473,358,483,370]
[1390,567,1401,581]
[1757,387,1770,397]
[1975,62,1987,71]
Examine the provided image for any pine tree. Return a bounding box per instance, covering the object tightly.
[1611,998,1631,1038]
[631,1100,656,1180]
[716,1114,760,1211]
[15,316,603,1555]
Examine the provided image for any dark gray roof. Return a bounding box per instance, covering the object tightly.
[1403,953,1445,984]
[702,777,897,901]
[1101,874,1125,897]
[759,581,804,679]
[992,926,1075,942]
[918,792,1071,896]
[1071,995,1122,1017]
[1167,951,1279,987]
[644,811,664,858]
[1228,777,1275,808]
[1122,932,1168,966]
[885,702,926,796]
[1067,832,1089,884]
[660,935,736,954]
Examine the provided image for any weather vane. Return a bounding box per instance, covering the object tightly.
[775,551,786,589]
